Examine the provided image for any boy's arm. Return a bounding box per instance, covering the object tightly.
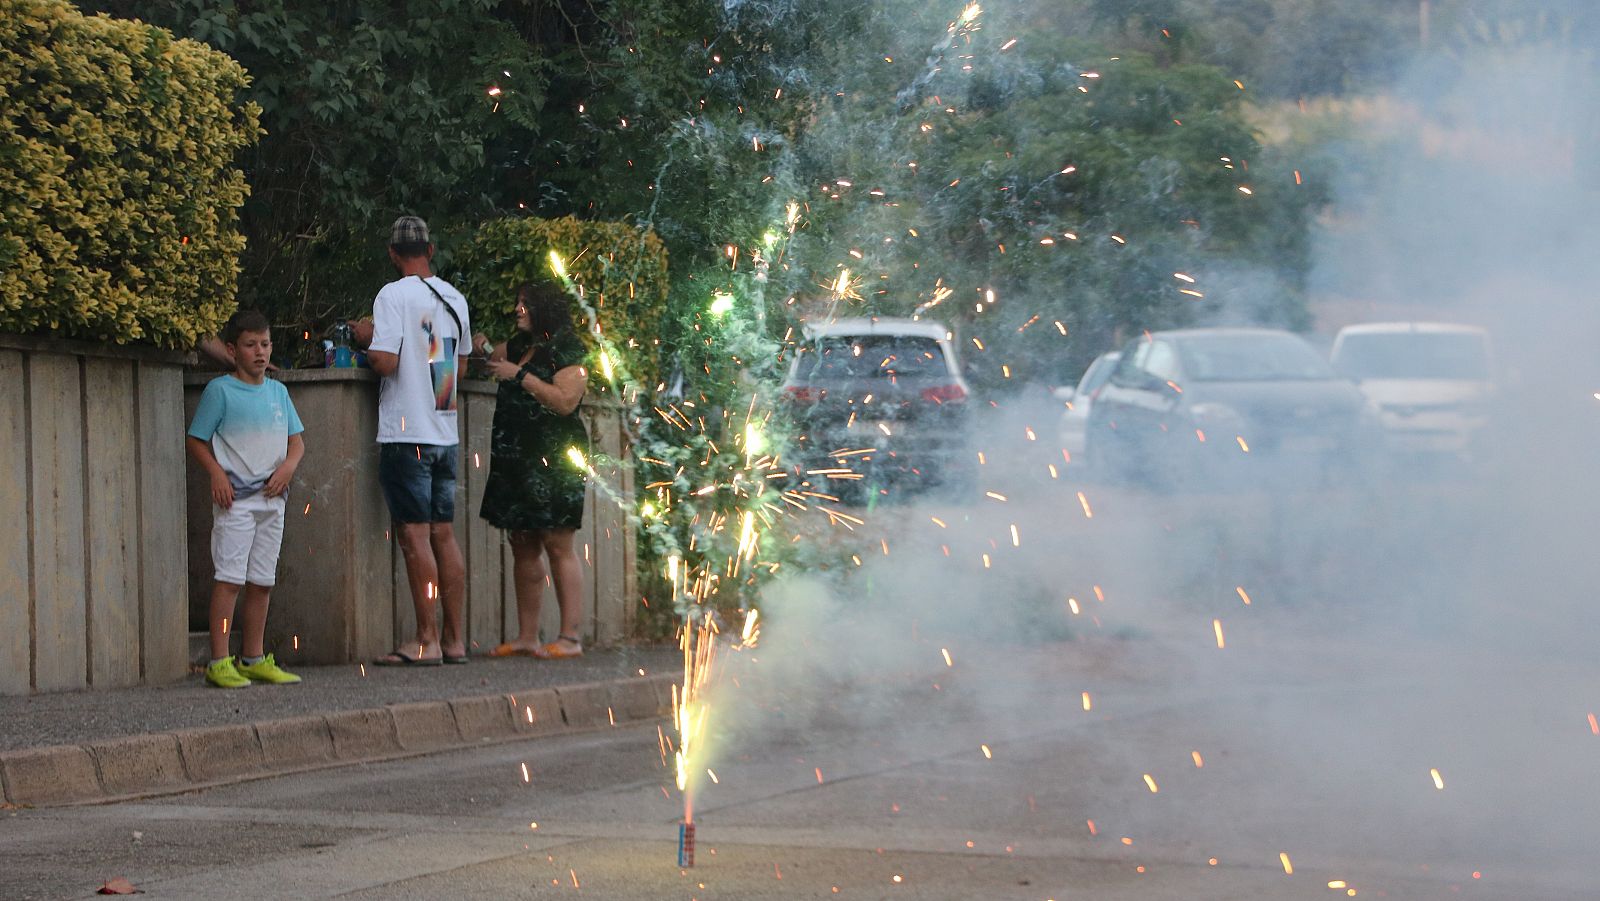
[263,433,304,498]
[196,336,235,369]
[186,435,234,509]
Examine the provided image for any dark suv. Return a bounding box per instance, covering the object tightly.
[781,317,974,502]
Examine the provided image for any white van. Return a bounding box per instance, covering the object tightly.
[1329,322,1493,456]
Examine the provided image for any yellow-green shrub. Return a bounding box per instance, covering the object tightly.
[0,0,260,348]
[455,216,670,385]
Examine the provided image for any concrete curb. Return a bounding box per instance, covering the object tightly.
[0,674,674,808]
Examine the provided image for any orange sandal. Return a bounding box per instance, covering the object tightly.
[488,643,541,658]
[538,635,584,659]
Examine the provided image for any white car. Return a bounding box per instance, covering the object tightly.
[1329,322,1493,457]
[1054,351,1120,465]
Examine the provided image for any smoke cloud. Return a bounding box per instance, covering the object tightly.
[685,7,1600,895]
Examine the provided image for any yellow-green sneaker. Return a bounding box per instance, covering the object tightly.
[236,653,301,685]
[205,656,251,689]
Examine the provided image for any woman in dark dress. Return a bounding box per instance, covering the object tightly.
[478,282,590,658]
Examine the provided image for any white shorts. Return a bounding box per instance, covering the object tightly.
[211,491,287,587]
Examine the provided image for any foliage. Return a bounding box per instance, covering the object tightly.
[1061,0,1600,102]
[80,0,554,324]
[682,5,1324,389]
[453,215,670,386]
[0,0,259,347]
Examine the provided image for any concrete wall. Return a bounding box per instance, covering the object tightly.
[0,334,190,694]
[183,370,636,665]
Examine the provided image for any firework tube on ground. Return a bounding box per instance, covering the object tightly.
[678,820,696,867]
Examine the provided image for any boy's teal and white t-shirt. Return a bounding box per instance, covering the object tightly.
[187,376,304,498]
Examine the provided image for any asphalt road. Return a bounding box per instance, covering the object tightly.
[4,618,1594,900]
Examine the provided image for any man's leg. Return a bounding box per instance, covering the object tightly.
[378,444,445,662]
[426,445,465,659]
[431,521,466,658]
[396,522,442,658]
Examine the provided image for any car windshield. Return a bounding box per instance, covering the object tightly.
[795,335,949,381]
[1080,354,1120,393]
[1178,334,1337,382]
[1333,332,1490,380]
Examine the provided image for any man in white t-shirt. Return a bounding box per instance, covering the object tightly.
[353,215,472,666]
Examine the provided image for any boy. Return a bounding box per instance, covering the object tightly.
[186,310,306,688]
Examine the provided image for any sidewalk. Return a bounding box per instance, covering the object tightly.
[0,645,681,808]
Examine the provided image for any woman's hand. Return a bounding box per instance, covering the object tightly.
[487,358,523,382]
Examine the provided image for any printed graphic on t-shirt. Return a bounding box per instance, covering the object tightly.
[423,315,459,412]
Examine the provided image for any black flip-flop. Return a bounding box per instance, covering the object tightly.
[442,652,469,665]
[373,649,443,667]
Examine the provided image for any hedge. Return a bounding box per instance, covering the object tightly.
[0,0,260,348]
[455,216,670,386]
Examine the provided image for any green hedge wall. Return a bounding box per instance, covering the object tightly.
[0,0,260,348]
[455,216,670,386]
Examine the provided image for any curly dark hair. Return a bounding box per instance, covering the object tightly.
[517,281,577,342]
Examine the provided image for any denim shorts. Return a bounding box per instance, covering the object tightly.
[378,443,459,523]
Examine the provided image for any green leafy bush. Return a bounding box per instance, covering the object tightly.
[454,215,670,386]
[0,0,259,347]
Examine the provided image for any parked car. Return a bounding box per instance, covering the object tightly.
[1085,328,1379,489]
[781,317,974,501]
[1330,322,1493,459]
[1054,351,1121,467]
